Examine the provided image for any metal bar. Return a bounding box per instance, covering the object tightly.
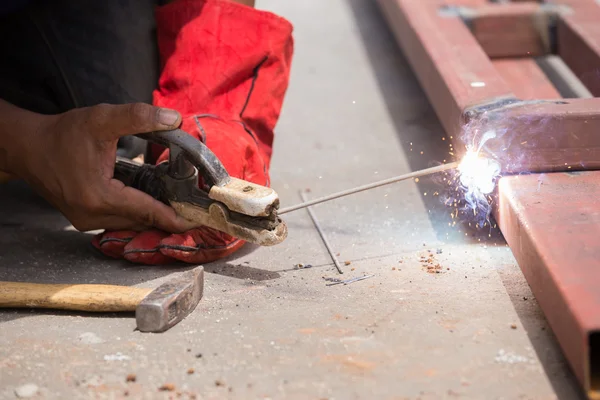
[557,2,600,97]
[535,55,594,99]
[465,97,600,174]
[299,191,343,275]
[497,172,600,398]
[467,2,555,58]
[492,58,562,100]
[280,162,458,215]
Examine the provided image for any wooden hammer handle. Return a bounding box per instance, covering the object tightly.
[0,281,152,312]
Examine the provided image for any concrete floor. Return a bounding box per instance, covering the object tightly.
[0,1,584,399]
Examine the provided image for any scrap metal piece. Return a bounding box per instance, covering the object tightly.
[325,274,375,287]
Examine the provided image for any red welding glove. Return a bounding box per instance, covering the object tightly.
[92,0,293,264]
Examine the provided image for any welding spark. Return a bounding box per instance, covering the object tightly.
[437,130,502,231]
[457,148,500,195]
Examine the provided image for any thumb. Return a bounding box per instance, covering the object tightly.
[93,103,182,140]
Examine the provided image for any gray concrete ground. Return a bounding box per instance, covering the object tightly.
[0,1,585,399]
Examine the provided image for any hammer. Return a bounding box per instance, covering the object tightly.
[0,267,204,333]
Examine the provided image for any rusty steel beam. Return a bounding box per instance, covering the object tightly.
[437,2,567,58]
[465,2,556,58]
[497,172,600,398]
[464,97,600,174]
[557,3,600,97]
[492,58,561,100]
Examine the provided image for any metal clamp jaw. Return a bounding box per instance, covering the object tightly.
[114,129,287,246]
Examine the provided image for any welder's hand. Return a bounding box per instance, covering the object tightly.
[13,103,194,233]
[92,117,258,264]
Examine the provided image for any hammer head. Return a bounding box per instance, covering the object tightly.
[136,266,204,333]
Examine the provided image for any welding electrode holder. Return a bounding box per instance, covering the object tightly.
[113,129,287,246]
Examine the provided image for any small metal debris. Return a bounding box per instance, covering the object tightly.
[14,383,38,398]
[299,191,343,274]
[187,368,195,375]
[510,324,517,330]
[215,379,225,387]
[195,353,203,358]
[344,261,352,266]
[324,274,375,286]
[126,374,137,382]
[159,383,176,392]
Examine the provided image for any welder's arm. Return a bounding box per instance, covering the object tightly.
[0,99,194,233]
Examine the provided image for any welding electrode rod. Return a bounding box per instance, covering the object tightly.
[279,161,459,215]
[299,190,344,275]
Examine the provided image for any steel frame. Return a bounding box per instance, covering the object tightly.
[377,0,600,397]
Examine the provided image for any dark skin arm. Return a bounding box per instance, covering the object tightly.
[0,0,255,233]
[0,100,195,233]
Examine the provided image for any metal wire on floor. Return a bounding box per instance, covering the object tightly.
[299,190,344,275]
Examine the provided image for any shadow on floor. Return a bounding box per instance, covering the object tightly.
[496,264,585,400]
[345,0,505,247]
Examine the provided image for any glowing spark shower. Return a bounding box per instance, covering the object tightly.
[458,148,501,195]
[456,130,501,215]
[438,129,502,231]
